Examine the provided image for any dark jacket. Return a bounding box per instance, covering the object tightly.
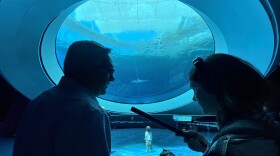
[204,112,280,156]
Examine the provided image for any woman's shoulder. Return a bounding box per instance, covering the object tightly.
[205,134,279,156]
[205,116,280,156]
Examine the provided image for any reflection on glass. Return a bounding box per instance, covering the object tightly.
[56,0,214,104]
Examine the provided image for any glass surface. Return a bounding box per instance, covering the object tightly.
[56,0,214,104]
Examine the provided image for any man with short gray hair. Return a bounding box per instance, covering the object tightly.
[13,40,114,156]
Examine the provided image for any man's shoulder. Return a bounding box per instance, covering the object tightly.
[29,86,101,114]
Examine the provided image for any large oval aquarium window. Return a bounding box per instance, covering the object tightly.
[56,0,214,104]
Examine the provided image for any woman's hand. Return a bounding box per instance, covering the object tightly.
[183,130,209,153]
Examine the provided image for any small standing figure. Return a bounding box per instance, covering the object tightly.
[144,126,152,152]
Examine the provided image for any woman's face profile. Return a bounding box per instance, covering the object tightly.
[190,81,219,115]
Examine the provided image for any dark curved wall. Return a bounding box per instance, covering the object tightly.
[0,74,30,137]
[0,75,17,121]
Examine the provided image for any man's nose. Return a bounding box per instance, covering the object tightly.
[192,95,196,101]
[109,75,114,81]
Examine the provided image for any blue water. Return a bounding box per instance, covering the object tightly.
[54,0,215,104]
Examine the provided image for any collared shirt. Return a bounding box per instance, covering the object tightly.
[13,76,111,156]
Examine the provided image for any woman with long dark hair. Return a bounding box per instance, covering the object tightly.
[184,53,280,156]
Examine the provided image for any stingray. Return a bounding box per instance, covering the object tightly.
[130,78,149,84]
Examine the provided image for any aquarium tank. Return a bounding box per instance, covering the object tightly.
[56,0,214,104]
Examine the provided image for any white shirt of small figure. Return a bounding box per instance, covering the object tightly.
[144,128,152,152]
